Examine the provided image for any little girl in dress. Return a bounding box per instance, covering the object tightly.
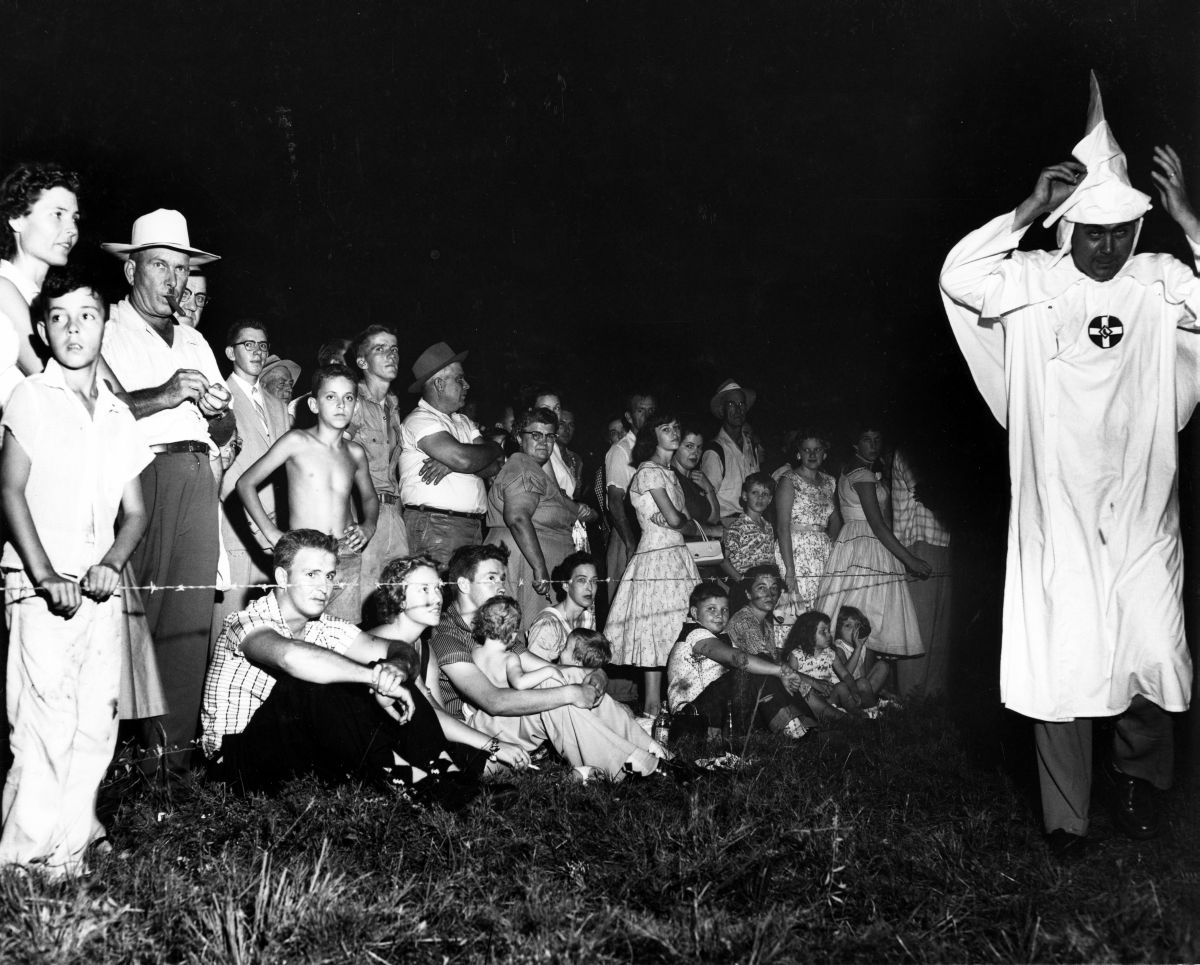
[781,611,885,721]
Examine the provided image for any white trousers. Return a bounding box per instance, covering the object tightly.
[0,572,122,876]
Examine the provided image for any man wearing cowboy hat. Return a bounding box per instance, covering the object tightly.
[941,74,1200,855]
[701,379,765,521]
[99,208,234,778]
[397,342,503,567]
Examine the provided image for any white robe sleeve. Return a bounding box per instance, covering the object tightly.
[939,211,1033,427]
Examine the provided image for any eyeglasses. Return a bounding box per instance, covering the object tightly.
[234,339,270,353]
[181,289,211,308]
[521,430,557,443]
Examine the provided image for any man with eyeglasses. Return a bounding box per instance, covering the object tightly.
[346,325,409,616]
[399,342,503,568]
[702,379,765,523]
[214,320,289,643]
[175,270,210,329]
[98,209,234,778]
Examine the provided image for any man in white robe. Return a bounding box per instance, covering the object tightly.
[940,75,1198,855]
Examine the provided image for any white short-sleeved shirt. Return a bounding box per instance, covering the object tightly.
[397,398,486,513]
[1,361,152,574]
[603,430,636,494]
[102,298,226,449]
[200,592,360,755]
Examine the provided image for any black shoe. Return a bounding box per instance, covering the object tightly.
[1045,829,1090,860]
[1106,763,1161,840]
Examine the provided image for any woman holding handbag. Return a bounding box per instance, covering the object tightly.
[604,412,700,719]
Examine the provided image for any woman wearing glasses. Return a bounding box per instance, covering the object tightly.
[603,411,701,719]
[485,407,598,626]
[774,430,842,613]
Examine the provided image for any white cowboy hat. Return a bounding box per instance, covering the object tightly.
[101,209,220,265]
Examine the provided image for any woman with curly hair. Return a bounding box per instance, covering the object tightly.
[364,555,533,776]
[0,163,81,397]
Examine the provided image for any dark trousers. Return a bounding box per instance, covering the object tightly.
[403,508,482,570]
[212,678,454,793]
[132,453,219,774]
[688,670,812,734]
[1033,695,1175,834]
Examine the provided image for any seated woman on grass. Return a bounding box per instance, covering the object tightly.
[365,556,533,777]
[665,583,812,741]
[525,551,598,664]
[780,610,887,722]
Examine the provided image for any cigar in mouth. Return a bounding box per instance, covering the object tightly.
[166,292,183,315]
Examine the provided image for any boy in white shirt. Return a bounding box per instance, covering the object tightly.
[0,267,151,877]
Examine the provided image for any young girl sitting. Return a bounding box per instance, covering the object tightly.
[781,610,881,722]
[833,606,890,710]
[471,596,569,691]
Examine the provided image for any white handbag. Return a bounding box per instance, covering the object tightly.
[685,520,724,565]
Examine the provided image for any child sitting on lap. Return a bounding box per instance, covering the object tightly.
[471,595,569,691]
[566,627,611,669]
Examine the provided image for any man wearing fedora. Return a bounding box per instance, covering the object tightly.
[259,354,300,404]
[398,343,503,568]
[702,379,765,522]
[99,208,235,777]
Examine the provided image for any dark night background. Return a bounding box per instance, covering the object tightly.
[5,1,1200,773]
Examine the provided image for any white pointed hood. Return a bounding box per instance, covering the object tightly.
[1044,71,1152,230]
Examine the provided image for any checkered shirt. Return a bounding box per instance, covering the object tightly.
[200,592,360,756]
[890,449,950,549]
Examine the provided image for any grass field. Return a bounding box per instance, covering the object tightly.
[0,700,1196,964]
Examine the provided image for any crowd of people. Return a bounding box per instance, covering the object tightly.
[0,68,1194,877]
[0,160,955,878]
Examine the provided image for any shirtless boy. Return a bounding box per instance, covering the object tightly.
[237,363,378,623]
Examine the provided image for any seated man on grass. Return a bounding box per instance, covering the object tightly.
[201,528,474,805]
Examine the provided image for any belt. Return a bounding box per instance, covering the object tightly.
[376,491,401,505]
[150,441,210,455]
[404,504,484,521]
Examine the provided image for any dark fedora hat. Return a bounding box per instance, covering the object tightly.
[409,341,469,393]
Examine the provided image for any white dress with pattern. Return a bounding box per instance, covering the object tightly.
[605,463,701,667]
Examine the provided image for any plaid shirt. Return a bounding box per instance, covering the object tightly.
[200,593,359,756]
[890,450,950,549]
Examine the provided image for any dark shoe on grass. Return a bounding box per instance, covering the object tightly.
[1105,763,1160,840]
[1045,829,1090,860]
